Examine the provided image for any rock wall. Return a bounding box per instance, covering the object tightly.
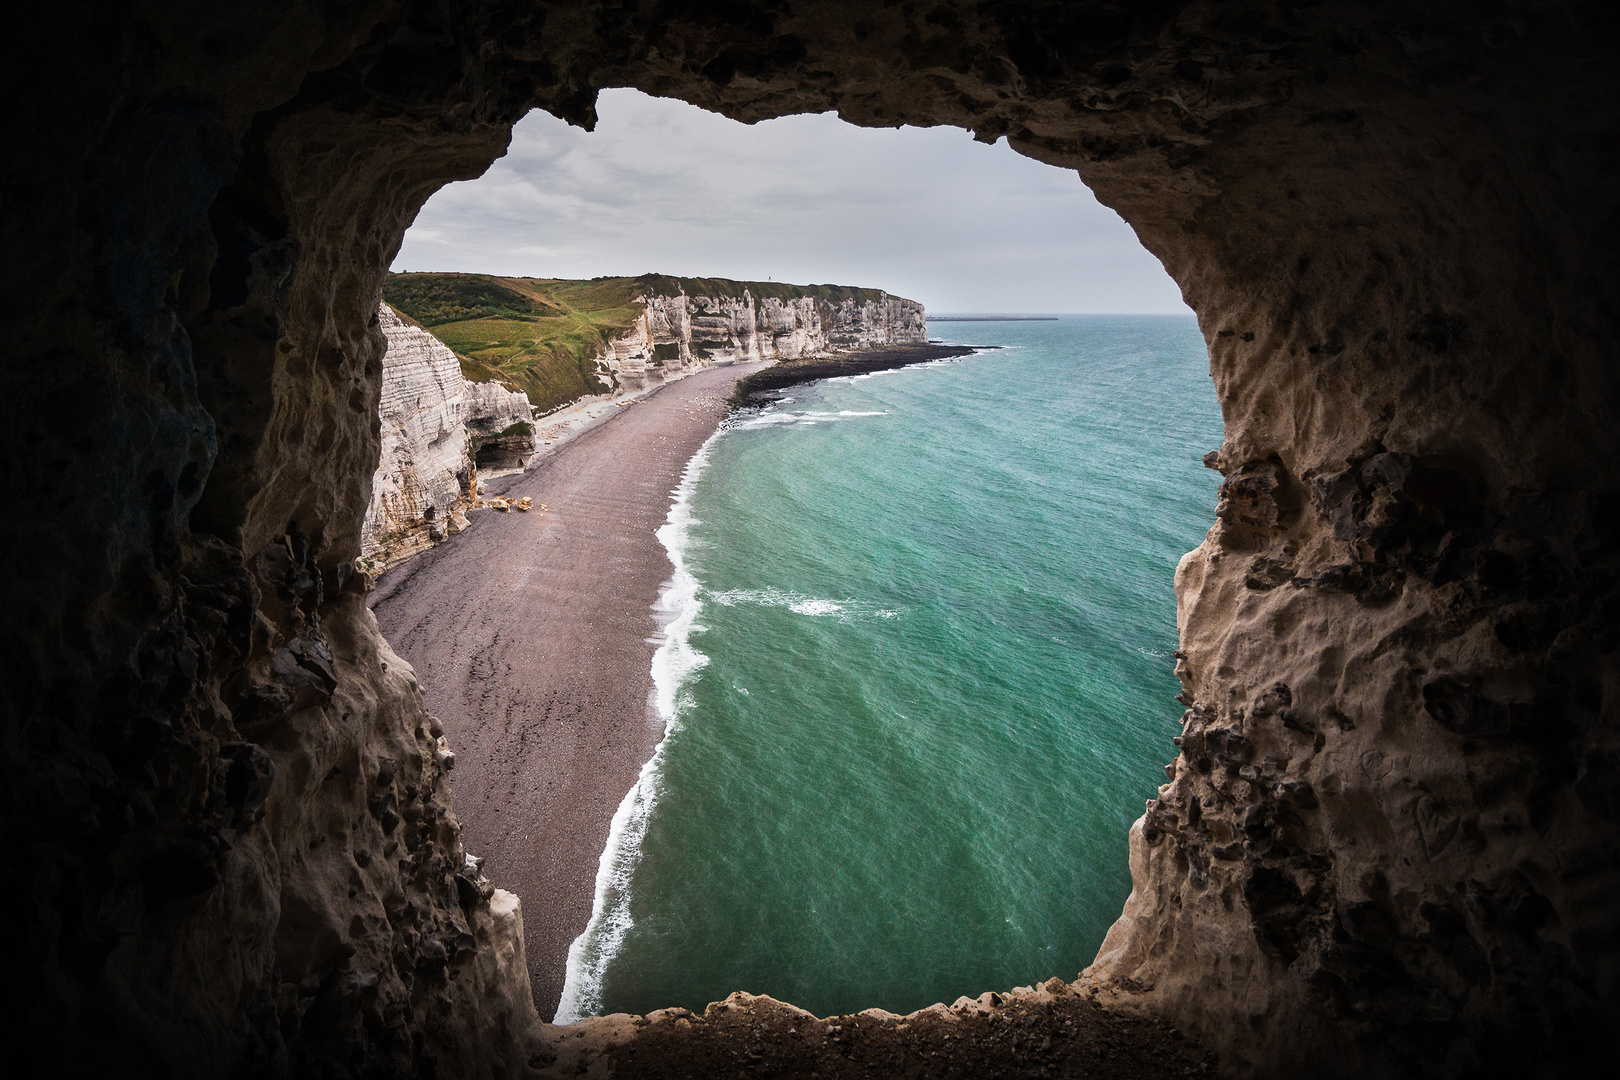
[1091,445,1618,1075]
[5,2,1615,1078]
[362,305,534,567]
[603,286,926,391]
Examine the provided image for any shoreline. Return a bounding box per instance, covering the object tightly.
[559,341,995,1021]
[369,361,764,1014]
[367,341,989,1017]
[554,424,721,1022]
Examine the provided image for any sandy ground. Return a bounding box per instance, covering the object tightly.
[370,362,763,1016]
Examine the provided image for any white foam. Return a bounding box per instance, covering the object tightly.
[553,429,721,1025]
[790,598,844,617]
[732,409,889,430]
[710,587,899,622]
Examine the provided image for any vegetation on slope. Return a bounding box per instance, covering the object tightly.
[381,276,546,325]
[384,273,641,411]
[634,274,896,306]
[383,272,909,413]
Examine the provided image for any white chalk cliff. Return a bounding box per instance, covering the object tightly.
[361,304,535,564]
[364,284,924,566]
[600,285,927,391]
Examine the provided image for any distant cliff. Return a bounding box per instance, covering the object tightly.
[361,304,535,567]
[382,272,926,406]
[603,276,926,392]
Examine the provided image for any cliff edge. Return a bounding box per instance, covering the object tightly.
[367,279,927,568]
[383,273,925,407]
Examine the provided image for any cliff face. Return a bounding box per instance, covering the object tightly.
[362,305,534,567]
[381,273,926,411]
[366,283,922,563]
[605,286,926,391]
[7,2,1616,1078]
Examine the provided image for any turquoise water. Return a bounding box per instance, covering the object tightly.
[557,315,1223,1022]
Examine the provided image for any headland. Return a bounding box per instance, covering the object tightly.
[729,342,979,405]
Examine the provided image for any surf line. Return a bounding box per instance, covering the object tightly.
[553,426,722,1024]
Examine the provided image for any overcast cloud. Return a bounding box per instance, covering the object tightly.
[392,89,1188,314]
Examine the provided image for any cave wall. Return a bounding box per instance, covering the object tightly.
[2,2,1614,1077]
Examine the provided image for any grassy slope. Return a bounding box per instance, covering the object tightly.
[384,274,640,411]
[382,272,908,413]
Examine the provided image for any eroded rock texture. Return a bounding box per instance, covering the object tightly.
[609,285,925,390]
[3,1,1614,1077]
[363,305,533,567]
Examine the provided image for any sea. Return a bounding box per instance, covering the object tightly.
[555,314,1224,1023]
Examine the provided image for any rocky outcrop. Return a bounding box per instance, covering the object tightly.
[1090,447,1617,1074]
[602,285,925,391]
[731,342,978,403]
[545,984,1214,1077]
[6,3,1616,1078]
[362,305,534,567]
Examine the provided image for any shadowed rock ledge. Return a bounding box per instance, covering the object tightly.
[730,342,980,404]
[2,2,1615,1077]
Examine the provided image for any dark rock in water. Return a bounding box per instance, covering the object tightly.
[730,343,980,404]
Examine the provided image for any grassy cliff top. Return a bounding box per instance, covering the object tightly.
[382,274,640,411]
[632,274,906,306]
[384,272,909,325]
[381,272,916,412]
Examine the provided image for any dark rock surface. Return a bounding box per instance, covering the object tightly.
[2,2,1615,1077]
[591,984,1217,1080]
[731,342,980,403]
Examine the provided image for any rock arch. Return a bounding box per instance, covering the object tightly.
[3,2,1613,1076]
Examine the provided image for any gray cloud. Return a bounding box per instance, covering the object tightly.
[392,90,1189,314]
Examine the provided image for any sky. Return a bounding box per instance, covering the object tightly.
[392,89,1189,315]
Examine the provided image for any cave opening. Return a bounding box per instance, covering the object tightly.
[374,87,1212,1025]
[11,4,1617,1078]
[472,435,530,472]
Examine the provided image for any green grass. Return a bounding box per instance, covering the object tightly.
[382,276,549,325]
[386,274,642,411]
[384,272,910,413]
[636,274,899,307]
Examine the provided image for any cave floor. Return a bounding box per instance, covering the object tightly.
[548,984,1216,1078]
